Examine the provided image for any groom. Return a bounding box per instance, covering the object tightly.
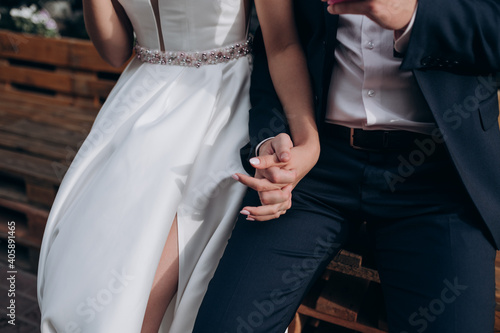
[194,0,500,332]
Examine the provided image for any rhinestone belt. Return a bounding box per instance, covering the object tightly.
[134,38,252,68]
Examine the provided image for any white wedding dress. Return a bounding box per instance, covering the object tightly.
[37,1,251,332]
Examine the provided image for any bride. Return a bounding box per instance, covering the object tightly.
[37,0,318,332]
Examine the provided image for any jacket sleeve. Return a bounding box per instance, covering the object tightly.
[401,0,500,74]
[240,27,290,173]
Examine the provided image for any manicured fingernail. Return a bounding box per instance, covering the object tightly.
[232,174,239,180]
[240,210,250,215]
[249,158,260,165]
[246,217,255,221]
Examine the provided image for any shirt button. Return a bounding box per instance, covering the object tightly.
[367,41,375,49]
[367,90,376,97]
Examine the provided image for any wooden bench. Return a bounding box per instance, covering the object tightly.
[288,225,388,333]
[0,29,129,270]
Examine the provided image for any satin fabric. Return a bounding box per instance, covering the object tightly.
[37,1,251,332]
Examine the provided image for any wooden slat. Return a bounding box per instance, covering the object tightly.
[0,148,66,184]
[0,197,48,247]
[288,313,308,333]
[327,250,380,283]
[0,62,117,98]
[0,131,71,161]
[0,29,128,73]
[316,271,370,322]
[26,182,57,207]
[0,222,42,248]
[0,86,103,109]
[0,89,100,116]
[0,118,87,148]
[333,250,362,268]
[0,177,27,203]
[0,99,96,132]
[297,305,386,333]
[327,261,380,283]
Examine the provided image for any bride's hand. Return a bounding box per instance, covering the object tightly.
[233,133,320,221]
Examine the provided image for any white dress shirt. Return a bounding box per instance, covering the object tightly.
[326,13,436,134]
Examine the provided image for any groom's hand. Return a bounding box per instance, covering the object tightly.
[323,0,417,32]
[234,134,297,221]
[234,133,320,221]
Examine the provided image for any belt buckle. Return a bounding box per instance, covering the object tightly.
[349,128,364,150]
[349,128,385,152]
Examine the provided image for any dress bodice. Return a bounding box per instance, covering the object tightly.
[118,0,248,52]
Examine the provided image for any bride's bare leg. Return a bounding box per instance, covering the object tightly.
[141,216,179,333]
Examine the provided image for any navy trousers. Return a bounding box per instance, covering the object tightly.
[193,125,496,333]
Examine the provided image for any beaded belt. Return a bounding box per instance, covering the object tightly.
[134,38,252,68]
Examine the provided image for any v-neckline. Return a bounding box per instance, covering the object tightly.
[150,0,165,51]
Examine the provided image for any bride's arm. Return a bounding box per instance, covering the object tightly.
[83,0,134,67]
[254,0,320,154]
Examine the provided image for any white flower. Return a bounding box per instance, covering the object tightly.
[11,5,37,19]
[38,9,51,22]
[45,19,57,31]
[9,8,21,18]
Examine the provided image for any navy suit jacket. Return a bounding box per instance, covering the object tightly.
[242,0,500,248]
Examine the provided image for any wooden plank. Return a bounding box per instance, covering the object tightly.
[0,222,42,248]
[0,173,27,203]
[0,89,100,116]
[288,313,308,333]
[316,271,370,322]
[0,101,95,135]
[0,131,71,161]
[333,250,363,268]
[72,72,117,98]
[0,62,117,98]
[0,197,47,248]
[0,30,129,73]
[0,61,71,92]
[26,182,57,207]
[307,321,359,333]
[0,148,66,184]
[0,118,87,147]
[0,86,103,109]
[327,259,380,283]
[298,305,386,333]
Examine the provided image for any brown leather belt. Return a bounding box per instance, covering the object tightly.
[324,123,432,152]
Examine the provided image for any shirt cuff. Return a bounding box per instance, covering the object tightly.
[255,137,275,156]
[394,5,418,54]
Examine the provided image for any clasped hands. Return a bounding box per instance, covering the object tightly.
[233,133,319,221]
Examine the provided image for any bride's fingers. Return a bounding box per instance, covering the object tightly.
[241,208,290,222]
[249,154,286,170]
[240,197,292,221]
[233,173,287,192]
